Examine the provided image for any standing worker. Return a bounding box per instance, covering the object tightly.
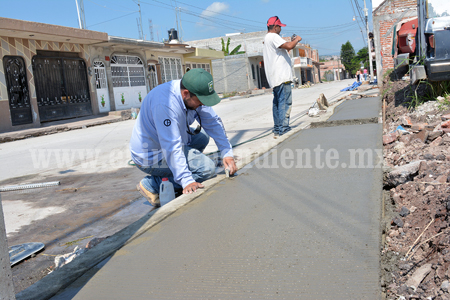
[130,68,237,207]
[263,16,302,139]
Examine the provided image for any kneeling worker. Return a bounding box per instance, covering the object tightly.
[130,68,237,207]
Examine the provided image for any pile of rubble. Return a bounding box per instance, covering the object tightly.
[381,93,450,299]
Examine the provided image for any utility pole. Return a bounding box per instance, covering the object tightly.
[0,194,15,300]
[242,29,252,91]
[75,0,86,29]
[364,0,374,82]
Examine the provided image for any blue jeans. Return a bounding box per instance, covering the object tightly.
[272,83,292,135]
[136,128,216,194]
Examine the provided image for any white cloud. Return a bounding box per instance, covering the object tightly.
[201,2,230,18]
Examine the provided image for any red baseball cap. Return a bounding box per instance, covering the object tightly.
[267,16,286,27]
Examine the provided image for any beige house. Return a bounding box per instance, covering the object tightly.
[0,17,223,133]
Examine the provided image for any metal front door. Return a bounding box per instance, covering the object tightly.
[3,56,33,125]
[32,56,92,122]
[94,61,110,112]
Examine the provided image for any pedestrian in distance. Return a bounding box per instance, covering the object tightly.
[363,68,368,81]
[130,68,237,207]
[263,16,302,139]
[356,69,360,82]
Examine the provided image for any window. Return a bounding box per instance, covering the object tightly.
[251,64,255,80]
[111,55,145,88]
[148,64,158,90]
[158,57,183,83]
[94,61,107,89]
[185,62,211,74]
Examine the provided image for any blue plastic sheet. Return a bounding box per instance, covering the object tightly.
[340,81,362,92]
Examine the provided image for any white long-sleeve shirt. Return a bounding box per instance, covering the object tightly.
[130,80,233,188]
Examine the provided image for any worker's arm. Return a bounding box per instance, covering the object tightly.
[279,35,302,51]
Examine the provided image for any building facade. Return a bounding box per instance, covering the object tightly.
[0,18,223,133]
[372,0,417,80]
[319,59,346,81]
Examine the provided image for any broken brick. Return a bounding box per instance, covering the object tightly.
[441,120,450,128]
[427,130,443,141]
[383,132,398,145]
[429,136,443,147]
[412,130,429,143]
[401,116,413,127]
[411,123,429,131]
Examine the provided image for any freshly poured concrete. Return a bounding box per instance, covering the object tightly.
[53,97,383,299]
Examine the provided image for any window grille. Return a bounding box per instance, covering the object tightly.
[158,57,183,83]
[111,55,145,88]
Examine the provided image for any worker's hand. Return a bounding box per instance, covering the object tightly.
[223,156,237,175]
[295,35,302,43]
[183,182,204,194]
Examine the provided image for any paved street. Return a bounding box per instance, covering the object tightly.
[47,94,383,299]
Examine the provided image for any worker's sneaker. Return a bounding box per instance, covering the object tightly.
[137,182,160,207]
[273,133,279,139]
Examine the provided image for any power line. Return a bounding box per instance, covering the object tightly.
[86,0,136,12]
[87,11,138,28]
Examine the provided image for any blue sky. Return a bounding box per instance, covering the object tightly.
[0,0,374,55]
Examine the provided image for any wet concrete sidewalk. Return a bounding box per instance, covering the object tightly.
[43,96,383,299]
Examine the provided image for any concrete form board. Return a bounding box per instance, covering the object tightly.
[60,107,383,299]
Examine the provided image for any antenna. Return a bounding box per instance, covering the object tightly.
[136,0,144,39]
[149,19,154,41]
[137,18,143,39]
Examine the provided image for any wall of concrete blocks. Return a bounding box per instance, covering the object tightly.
[188,31,266,57]
[373,0,417,81]
[212,54,255,94]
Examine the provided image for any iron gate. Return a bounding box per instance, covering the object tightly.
[3,56,33,126]
[32,56,92,122]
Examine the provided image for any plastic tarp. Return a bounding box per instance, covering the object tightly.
[340,81,362,92]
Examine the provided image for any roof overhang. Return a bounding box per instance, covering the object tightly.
[184,48,224,60]
[0,17,108,44]
[89,36,197,54]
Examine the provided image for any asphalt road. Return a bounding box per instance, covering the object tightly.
[49,96,383,299]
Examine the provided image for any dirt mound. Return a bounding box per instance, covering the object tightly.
[381,74,450,299]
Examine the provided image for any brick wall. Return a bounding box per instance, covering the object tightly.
[373,0,417,79]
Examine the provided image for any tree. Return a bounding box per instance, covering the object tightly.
[353,47,369,69]
[340,41,358,75]
[221,37,246,56]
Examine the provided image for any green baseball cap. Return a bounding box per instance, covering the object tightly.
[181,68,220,106]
